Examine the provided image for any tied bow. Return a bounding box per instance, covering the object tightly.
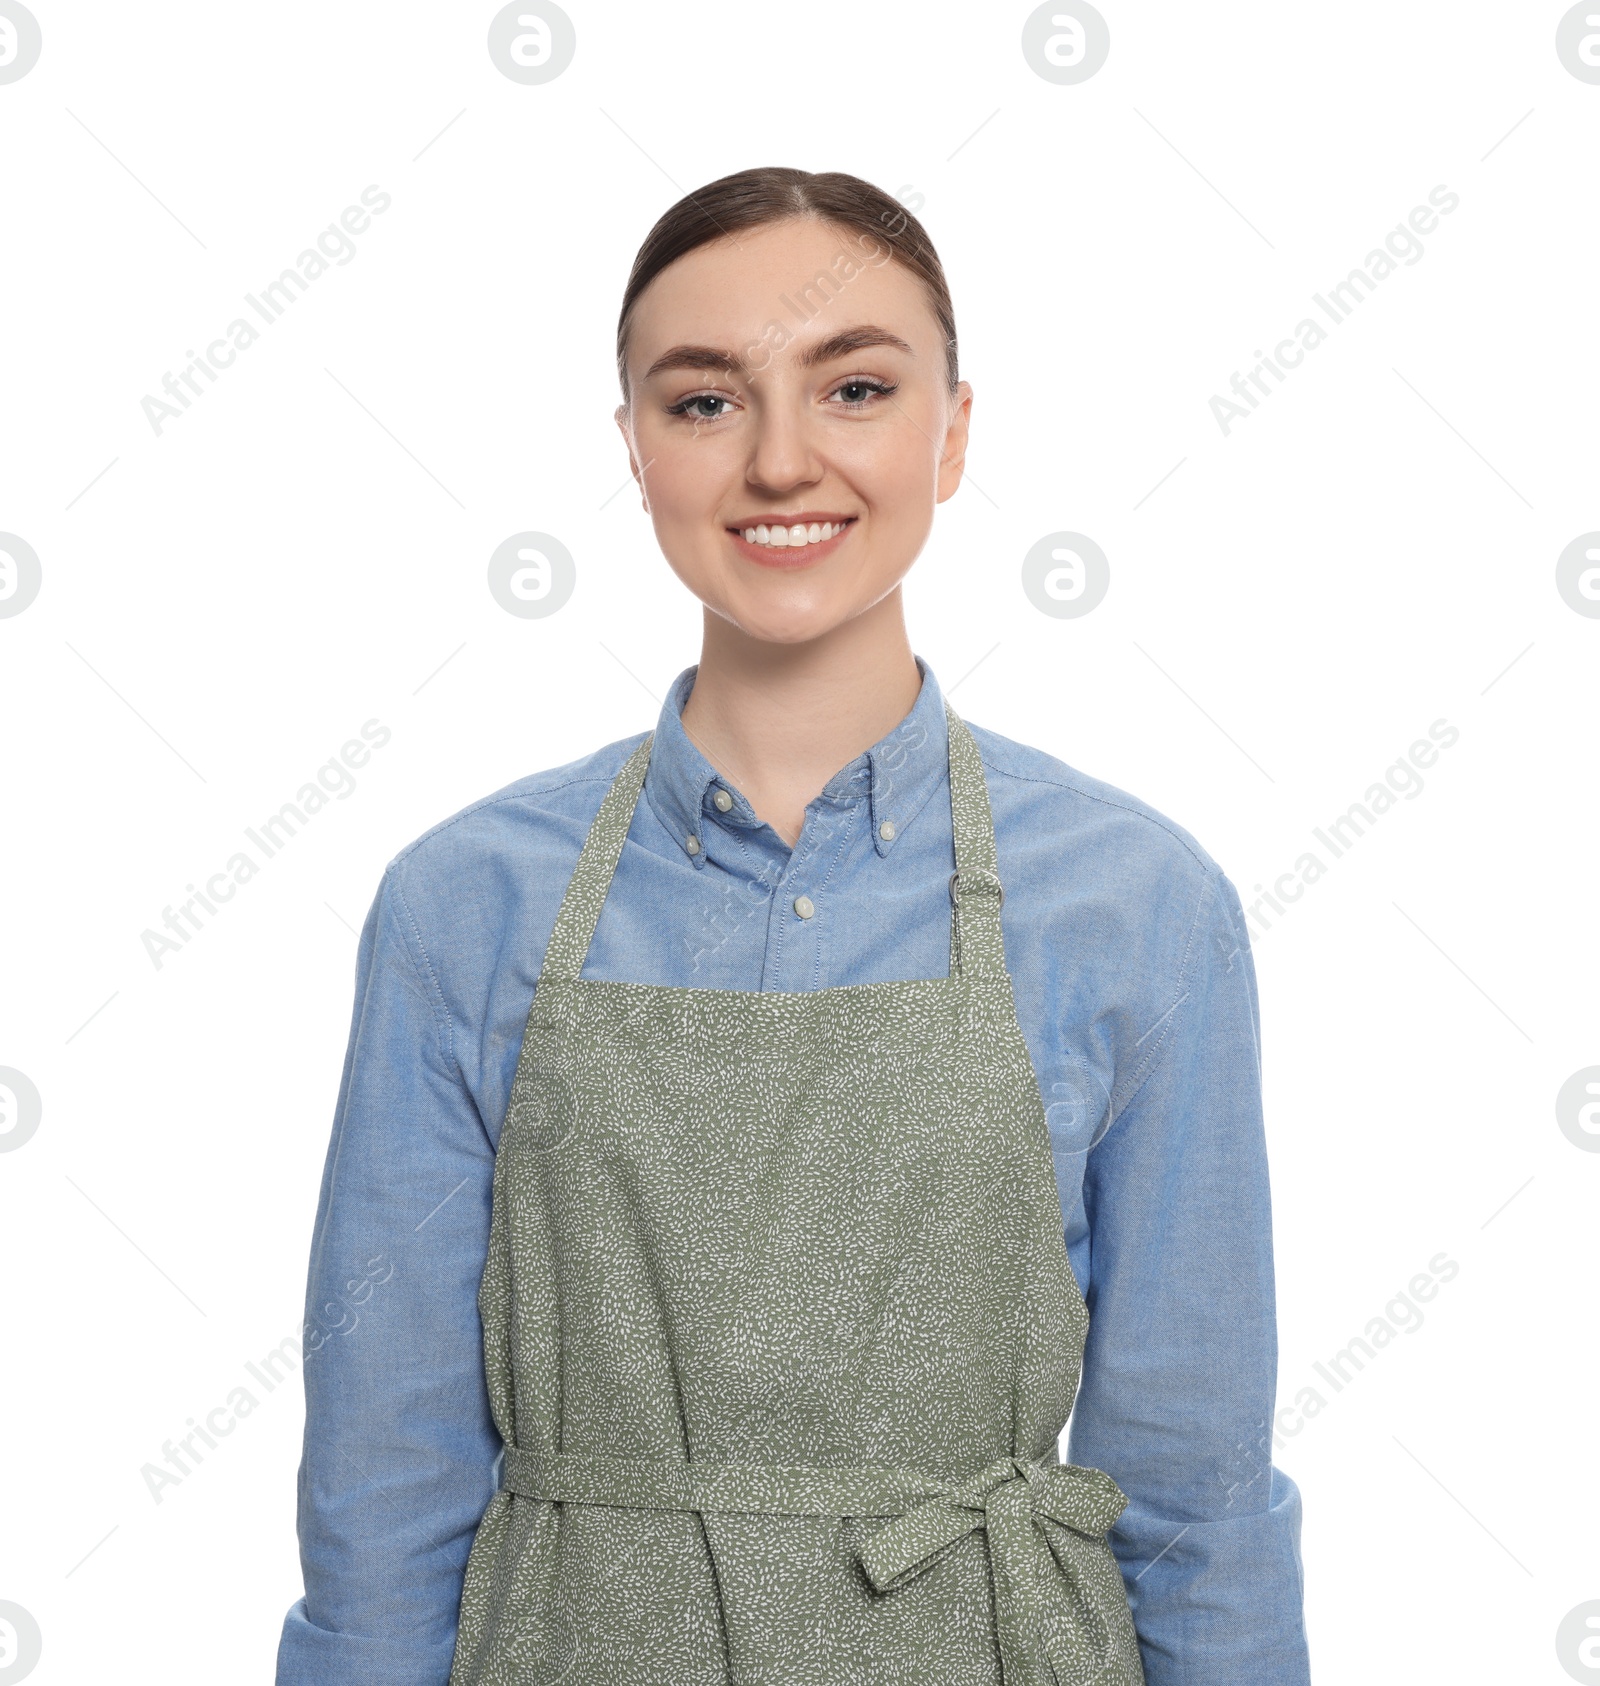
[856,1455,1130,1686]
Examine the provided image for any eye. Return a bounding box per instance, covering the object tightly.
[665,390,737,422]
[828,376,899,409]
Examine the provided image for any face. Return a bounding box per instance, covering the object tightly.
[615,216,972,646]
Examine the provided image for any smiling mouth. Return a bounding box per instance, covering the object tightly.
[729,517,856,551]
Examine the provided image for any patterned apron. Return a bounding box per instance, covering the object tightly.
[449,703,1147,1686]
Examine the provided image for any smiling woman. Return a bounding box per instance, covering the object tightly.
[608,180,973,798]
[276,167,1311,1686]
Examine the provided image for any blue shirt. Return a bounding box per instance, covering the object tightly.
[275,655,1311,1685]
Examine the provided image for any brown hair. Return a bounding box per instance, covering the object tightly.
[615,166,959,401]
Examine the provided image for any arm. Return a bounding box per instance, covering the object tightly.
[275,862,500,1686]
[1067,867,1311,1685]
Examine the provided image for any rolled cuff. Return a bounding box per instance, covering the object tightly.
[1109,1465,1311,1686]
[275,1597,456,1686]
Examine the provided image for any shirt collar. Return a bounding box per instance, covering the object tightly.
[642,654,950,869]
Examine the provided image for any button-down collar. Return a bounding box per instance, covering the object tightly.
[642,654,950,869]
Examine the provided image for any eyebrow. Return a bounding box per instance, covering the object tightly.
[640,325,915,383]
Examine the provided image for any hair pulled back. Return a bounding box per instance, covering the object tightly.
[615,166,958,399]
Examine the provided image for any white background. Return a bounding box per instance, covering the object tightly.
[2,2,1597,1680]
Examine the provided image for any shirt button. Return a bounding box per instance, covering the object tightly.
[878,820,896,841]
[686,835,700,855]
[712,789,733,812]
[793,895,815,920]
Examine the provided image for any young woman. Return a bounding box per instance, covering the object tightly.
[275,168,1312,1685]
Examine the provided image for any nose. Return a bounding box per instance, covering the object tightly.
[745,393,823,496]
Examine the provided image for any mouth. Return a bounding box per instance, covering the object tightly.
[725,514,857,568]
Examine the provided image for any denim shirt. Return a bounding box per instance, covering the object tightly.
[275,655,1311,1685]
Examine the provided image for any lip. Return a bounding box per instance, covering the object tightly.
[726,515,857,570]
[729,511,854,528]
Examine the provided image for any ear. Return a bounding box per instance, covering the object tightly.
[614,402,650,513]
[935,380,974,504]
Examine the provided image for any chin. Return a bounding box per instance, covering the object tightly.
[713,603,852,646]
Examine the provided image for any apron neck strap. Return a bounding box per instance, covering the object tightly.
[540,730,655,984]
[538,700,1006,984]
[945,703,1007,979]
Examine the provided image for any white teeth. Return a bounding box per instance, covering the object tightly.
[739,521,848,549]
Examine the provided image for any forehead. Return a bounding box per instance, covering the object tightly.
[626,217,937,367]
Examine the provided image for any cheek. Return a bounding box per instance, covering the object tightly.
[846,414,943,508]
[636,427,729,520]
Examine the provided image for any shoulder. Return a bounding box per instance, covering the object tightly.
[966,716,1247,1000]
[965,717,1255,1102]
[966,716,1225,892]
[378,730,648,915]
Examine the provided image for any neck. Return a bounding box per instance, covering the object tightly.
[678,592,922,848]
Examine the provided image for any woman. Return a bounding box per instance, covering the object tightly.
[275,168,1311,1685]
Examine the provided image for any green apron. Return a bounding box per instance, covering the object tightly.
[449,703,1147,1686]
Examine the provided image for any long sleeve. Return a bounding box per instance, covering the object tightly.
[1066,867,1311,1684]
[275,863,500,1685]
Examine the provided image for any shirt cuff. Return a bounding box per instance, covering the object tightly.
[275,1598,457,1686]
[1110,1465,1312,1685]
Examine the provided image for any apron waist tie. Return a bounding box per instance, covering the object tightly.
[500,1444,1130,1686]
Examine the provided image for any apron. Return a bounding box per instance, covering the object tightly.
[448,703,1147,1686]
